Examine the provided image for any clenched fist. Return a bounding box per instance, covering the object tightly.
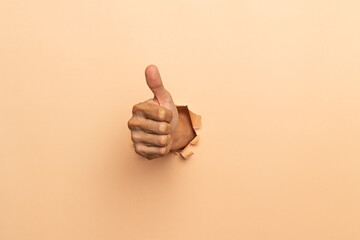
[128,65,196,160]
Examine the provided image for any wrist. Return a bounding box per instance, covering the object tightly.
[170,106,196,151]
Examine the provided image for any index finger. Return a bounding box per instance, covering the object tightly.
[132,102,173,123]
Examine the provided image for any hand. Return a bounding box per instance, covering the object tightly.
[128,65,195,160]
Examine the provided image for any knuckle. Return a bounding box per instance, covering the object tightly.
[128,117,142,130]
[128,118,140,130]
[158,147,167,155]
[132,103,143,114]
[131,132,140,143]
[134,144,141,154]
[128,119,135,129]
[158,122,170,134]
[158,122,165,133]
[132,105,139,114]
[159,135,169,146]
[158,109,166,120]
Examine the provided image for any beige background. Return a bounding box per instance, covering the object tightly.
[1,0,360,239]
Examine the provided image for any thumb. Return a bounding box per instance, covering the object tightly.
[145,65,173,105]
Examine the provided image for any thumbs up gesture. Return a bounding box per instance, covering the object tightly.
[128,65,196,160]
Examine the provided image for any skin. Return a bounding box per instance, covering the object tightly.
[128,65,196,160]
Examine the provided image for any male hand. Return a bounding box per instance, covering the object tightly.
[128,65,195,160]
